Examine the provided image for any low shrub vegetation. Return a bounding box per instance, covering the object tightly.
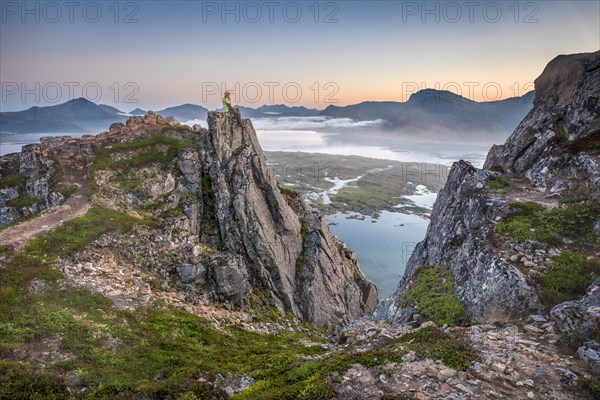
[539,251,600,307]
[93,133,187,171]
[399,327,478,371]
[486,175,510,190]
[0,205,480,399]
[496,201,599,245]
[402,265,469,326]
[6,196,39,208]
[0,174,27,189]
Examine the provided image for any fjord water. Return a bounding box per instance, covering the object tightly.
[326,211,429,298]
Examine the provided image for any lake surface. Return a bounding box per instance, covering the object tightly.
[326,210,429,298]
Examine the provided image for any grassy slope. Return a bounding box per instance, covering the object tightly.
[0,133,477,399]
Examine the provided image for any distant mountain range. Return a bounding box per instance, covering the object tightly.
[320,89,535,140]
[0,98,321,133]
[0,90,534,138]
[0,98,125,133]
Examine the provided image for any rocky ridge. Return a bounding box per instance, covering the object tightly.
[0,110,377,328]
[374,51,600,379]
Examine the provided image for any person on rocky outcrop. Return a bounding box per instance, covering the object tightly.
[222,91,243,126]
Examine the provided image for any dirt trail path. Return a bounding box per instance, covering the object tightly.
[0,180,91,252]
[0,135,98,252]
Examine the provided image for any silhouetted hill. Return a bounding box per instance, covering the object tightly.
[156,104,208,121]
[320,90,535,141]
[0,98,126,133]
[129,108,147,116]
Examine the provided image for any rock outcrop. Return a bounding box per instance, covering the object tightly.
[485,52,600,189]
[550,277,600,342]
[374,160,540,323]
[1,110,377,327]
[198,112,377,325]
[376,51,600,327]
[0,144,64,227]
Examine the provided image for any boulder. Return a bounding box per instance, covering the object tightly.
[551,277,600,342]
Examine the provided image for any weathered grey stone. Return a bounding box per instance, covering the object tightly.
[375,161,539,323]
[594,219,600,238]
[549,180,566,193]
[0,142,66,226]
[176,263,206,283]
[109,122,125,131]
[0,207,20,227]
[529,314,547,323]
[555,368,578,385]
[207,253,250,308]
[373,52,600,324]
[0,187,19,206]
[485,51,600,191]
[551,277,600,342]
[577,341,600,373]
[165,116,179,126]
[376,52,600,325]
[198,112,377,326]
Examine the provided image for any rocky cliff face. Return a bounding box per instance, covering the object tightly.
[1,111,376,327]
[197,112,377,325]
[485,52,600,188]
[0,145,63,226]
[376,51,600,337]
[374,160,540,323]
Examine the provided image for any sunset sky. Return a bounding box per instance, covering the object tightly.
[1,0,599,111]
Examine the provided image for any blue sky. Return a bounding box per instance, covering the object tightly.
[1,0,599,111]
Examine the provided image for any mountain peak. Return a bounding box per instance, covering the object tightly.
[204,111,377,325]
[407,89,472,104]
[67,97,96,105]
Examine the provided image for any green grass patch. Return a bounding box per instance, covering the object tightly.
[400,327,478,371]
[0,361,70,400]
[0,206,331,399]
[578,377,600,399]
[401,266,469,326]
[235,327,477,398]
[21,207,153,262]
[234,342,406,400]
[486,175,510,190]
[496,201,599,245]
[0,245,13,255]
[0,174,27,189]
[0,199,479,398]
[6,196,39,208]
[54,183,75,198]
[539,251,600,307]
[278,183,301,200]
[93,133,187,171]
[162,206,186,219]
[553,124,567,139]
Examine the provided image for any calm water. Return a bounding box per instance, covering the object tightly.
[326,211,429,298]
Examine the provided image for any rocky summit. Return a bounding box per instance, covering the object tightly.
[1,110,377,328]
